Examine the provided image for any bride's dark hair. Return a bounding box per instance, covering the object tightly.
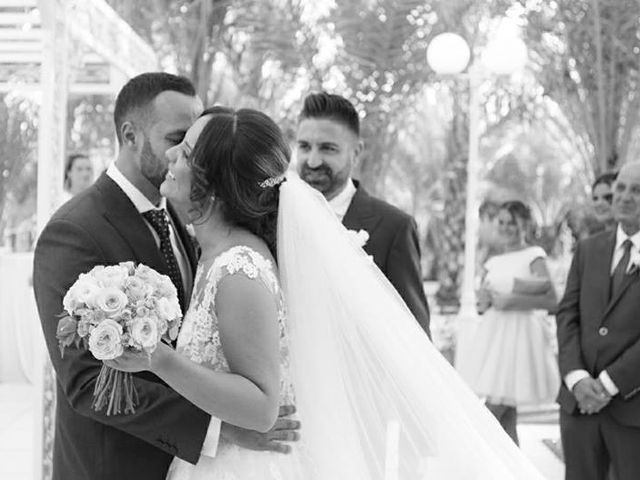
[189,107,290,257]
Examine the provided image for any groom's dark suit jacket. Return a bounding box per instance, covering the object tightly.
[557,229,640,426]
[342,182,431,337]
[33,173,210,480]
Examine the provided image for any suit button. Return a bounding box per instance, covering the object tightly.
[599,327,609,336]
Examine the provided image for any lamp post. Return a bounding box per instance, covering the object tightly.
[426,29,527,322]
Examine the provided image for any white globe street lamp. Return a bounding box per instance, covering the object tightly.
[481,23,528,75]
[426,29,527,323]
[426,32,471,75]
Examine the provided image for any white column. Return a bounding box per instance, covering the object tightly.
[35,1,70,479]
[457,66,481,322]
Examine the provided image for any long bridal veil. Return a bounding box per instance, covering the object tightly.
[277,176,544,479]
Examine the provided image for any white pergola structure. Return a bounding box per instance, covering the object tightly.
[1,1,157,478]
[0,0,157,230]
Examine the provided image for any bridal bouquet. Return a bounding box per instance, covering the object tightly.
[56,262,182,415]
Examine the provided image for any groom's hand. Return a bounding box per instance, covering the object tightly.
[220,405,300,454]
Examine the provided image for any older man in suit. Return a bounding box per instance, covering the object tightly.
[295,92,430,336]
[557,162,640,480]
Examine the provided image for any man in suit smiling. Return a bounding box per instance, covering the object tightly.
[295,92,430,337]
[557,162,640,480]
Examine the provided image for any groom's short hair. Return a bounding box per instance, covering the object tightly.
[114,72,196,145]
[298,92,359,136]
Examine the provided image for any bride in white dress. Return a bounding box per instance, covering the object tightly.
[108,107,545,479]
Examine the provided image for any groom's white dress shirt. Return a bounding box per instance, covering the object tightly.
[328,178,357,220]
[564,224,640,397]
[107,163,220,457]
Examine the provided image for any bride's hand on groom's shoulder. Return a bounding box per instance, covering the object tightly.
[221,405,301,454]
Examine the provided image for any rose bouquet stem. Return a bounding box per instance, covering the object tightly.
[93,365,139,416]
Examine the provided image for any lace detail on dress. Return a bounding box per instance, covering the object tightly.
[169,246,297,479]
[176,244,294,399]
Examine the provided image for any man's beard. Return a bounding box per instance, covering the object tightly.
[300,164,349,199]
[140,140,166,189]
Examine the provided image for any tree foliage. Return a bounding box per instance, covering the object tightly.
[520,0,640,175]
[66,95,115,166]
[0,95,38,244]
[97,0,610,308]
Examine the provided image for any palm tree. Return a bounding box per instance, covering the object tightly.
[522,0,640,175]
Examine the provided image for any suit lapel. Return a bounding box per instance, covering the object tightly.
[594,231,617,314]
[95,174,166,274]
[606,272,640,314]
[342,182,382,233]
[167,202,199,272]
[602,230,640,318]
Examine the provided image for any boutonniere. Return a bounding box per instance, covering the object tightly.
[347,229,370,249]
[185,223,196,238]
[628,262,640,276]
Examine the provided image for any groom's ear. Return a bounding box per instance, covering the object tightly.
[352,139,364,168]
[121,121,138,147]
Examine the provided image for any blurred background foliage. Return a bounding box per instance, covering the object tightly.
[3,0,638,309]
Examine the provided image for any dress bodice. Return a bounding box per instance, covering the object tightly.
[176,245,294,405]
[168,247,298,478]
[484,246,546,294]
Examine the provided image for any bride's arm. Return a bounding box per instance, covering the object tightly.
[109,274,281,433]
[157,274,280,432]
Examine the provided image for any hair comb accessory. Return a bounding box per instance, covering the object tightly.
[259,174,286,189]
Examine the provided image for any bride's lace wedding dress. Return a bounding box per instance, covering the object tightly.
[166,246,303,480]
[166,177,545,479]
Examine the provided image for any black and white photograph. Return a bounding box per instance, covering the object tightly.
[2,1,640,479]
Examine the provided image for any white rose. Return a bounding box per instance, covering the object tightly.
[95,288,129,318]
[155,296,181,321]
[88,265,105,276]
[94,265,130,289]
[156,276,178,299]
[88,319,124,360]
[124,276,153,302]
[157,318,168,336]
[119,261,136,274]
[130,317,159,350]
[135,264,162,285]
[63,276,101,314]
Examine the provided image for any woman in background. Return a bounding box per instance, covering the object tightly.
[62,153,94,203]
[588,172,617,235]
[456,200,560,444]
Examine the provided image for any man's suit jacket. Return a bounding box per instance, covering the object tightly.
[33,173,211,480]
[557,229,640,427]
[342,182,431,336]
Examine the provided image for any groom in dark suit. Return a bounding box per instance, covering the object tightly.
[295,92,430,336]
[557,162,640,480]
[34,73,297,480]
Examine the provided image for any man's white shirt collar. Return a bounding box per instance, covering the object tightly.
[106,163,166,213]
[613,224,640,273]
[328,179,357,220]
